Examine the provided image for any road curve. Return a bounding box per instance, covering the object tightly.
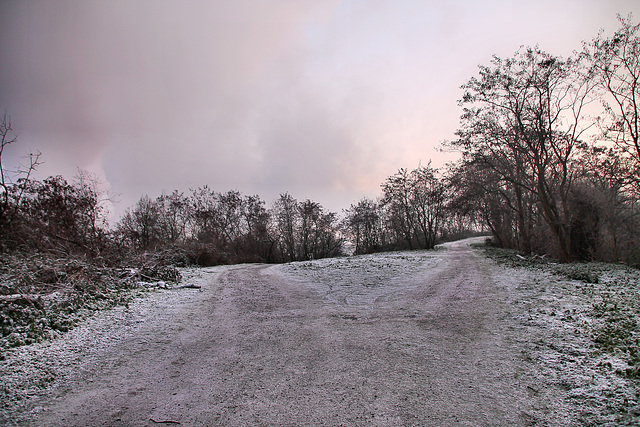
[32,238,550,426]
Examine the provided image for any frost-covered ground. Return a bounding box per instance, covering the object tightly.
[1,242,639,425]
[482,245,640,425]
[0,266,233,425]
[274,250,442,307]
[276,243,640,425]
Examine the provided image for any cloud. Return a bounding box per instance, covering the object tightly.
[1,0,340,208]
[1,0,638,217]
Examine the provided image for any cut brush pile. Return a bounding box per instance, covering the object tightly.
[0,253,181,357]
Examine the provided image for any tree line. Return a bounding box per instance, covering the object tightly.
[116,161,453,263]
[116,189,344,264]
[446,15,639,264]
[0,142,454,265]
[1,15,638,266]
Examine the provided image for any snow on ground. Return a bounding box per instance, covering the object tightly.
[276,243,640,425]
[484,248,640,426]
[0,266,233,425]
[1,242,639,425]
[273,250,441,307]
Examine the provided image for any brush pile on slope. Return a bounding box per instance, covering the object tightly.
[0,252,181,358]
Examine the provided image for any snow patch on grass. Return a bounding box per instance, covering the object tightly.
[484,245,640,425]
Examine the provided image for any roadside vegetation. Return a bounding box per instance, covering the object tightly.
[480,241,640,424]
[0,252,181,358]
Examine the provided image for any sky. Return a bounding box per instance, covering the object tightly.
[1,0,638,220]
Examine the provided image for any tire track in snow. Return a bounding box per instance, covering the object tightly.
[24,238,568,426]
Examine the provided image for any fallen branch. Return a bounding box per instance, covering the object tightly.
[0,294,39,302]
[150,418,181,424]
[175,284,201,289]
[138,273,156,282]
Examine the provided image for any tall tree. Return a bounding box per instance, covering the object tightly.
[381,166,446,250]
[409,165,446,249]
[299,199,322,260]
[454,47,597,261]
[344,198,384,254]
[272,193,299,262]
[0,114,41,245]
[117,195,161,251]
[240,194,273,261]
[190,186,219,244]
[588,15,640,190]
[381,168,416,249]
[156,191,190,243]
[298,200,342,259]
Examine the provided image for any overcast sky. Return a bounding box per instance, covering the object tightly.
[1,0,637,219]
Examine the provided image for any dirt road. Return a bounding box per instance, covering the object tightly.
[30,238,562,426]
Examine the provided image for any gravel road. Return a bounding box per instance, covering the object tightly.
[25,238,567,426]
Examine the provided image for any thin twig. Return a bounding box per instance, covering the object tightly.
[176,284,201,289]
[149,418,181,425]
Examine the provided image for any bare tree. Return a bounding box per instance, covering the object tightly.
[409,164,446,249]
[381,168,416,249]
[216,190,244,251]
[0,114,41,238]
[588,14,640,189]
[190,186,219,244]
[72,169,113,251]
[0,114,17,219]
[272,193,299,262]
[240,194,273,262]
[344,198,384,254]
[156,190,190,243]
[299,199,321,260]
[454,47,597,261]
[380,165,447,250]
[117,195,161,251]
[298,199,342,260]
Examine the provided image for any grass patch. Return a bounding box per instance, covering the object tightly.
[477,242,640,423]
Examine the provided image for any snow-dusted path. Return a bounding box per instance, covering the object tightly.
[19,238,567,425]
